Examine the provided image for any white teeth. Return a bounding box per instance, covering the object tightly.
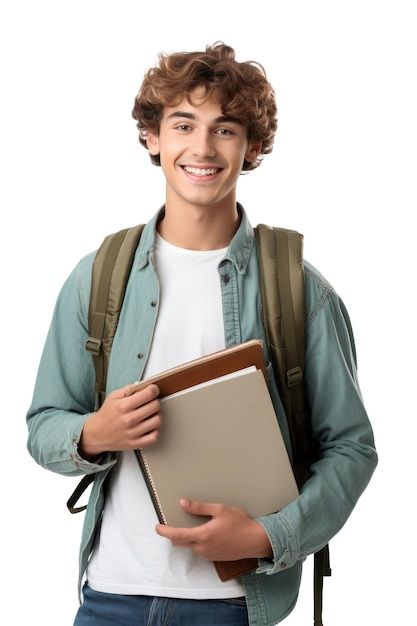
[183,166,220,176]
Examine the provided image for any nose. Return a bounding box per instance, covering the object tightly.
[191,129,217,158]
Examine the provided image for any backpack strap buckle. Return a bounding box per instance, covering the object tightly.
[85,337,102,356]
[286,366,302,387]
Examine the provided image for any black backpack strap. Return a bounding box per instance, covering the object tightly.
[314,545,332,626]
[67,474,95,514]
[67,224,145,514]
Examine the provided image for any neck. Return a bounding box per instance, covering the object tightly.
[156,199,240,251]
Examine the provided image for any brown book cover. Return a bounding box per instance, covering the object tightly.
[125,339,267,399]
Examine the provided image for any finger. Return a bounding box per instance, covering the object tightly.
[130,399,161,425]
[133,429,160,449]
[155,523,202,544]
[107,384,138,399]
[137,398,161,420]
[123,383,160,411]
[180,499,224,517]
[124,380,158,397]
[131,413,162,438]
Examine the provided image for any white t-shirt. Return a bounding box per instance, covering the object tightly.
[86,232,246,598]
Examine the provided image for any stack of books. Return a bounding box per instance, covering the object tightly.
[125,339,299,581]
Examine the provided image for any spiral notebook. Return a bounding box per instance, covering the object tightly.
[125,339,299,581]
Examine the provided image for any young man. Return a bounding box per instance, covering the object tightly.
[27,43,377,626]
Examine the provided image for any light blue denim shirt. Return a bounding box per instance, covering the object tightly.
[27,204,377,626]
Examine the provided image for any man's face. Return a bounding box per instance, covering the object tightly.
[146,86,261,212]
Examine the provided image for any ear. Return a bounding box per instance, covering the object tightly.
[244,140,262,164]
[146,129,160,156]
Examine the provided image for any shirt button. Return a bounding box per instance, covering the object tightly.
[137,353,144,359]
[280,561,287,569]
[222,274,230,284]
[151,300,157,307]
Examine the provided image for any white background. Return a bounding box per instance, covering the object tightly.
[1,1,416,624]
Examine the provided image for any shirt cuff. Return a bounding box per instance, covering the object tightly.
[70,414,116,473]
[254,512,299,575]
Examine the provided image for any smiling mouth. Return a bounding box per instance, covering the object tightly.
[181,165,223,177]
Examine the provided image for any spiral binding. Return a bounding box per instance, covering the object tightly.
[138,449,166,524]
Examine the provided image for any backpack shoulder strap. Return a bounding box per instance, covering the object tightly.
[85,224,145,408]
[254,224,313,486]
[67,224,144,515]
[254,224,330,626]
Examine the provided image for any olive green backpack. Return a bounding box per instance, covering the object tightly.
[68,223,331,626]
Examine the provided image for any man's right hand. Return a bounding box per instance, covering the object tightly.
[78,384,162,461]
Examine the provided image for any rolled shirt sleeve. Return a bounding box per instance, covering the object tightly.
[26,256,117,477]
[255,281,378,575]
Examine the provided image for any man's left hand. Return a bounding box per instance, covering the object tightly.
[155,499,273,561]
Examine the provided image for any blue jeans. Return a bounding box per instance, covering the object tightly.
[74,584,249,626]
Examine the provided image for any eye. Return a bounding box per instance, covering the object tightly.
[216,128,235,136]
[174,124,192,132]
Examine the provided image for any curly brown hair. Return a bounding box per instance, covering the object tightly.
[132,42,277,171]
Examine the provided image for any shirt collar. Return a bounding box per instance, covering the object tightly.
[137,202,254,275]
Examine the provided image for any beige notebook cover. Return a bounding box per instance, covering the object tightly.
[137,367,299,528]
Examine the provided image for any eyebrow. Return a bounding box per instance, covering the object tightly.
[166,111,243,125]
